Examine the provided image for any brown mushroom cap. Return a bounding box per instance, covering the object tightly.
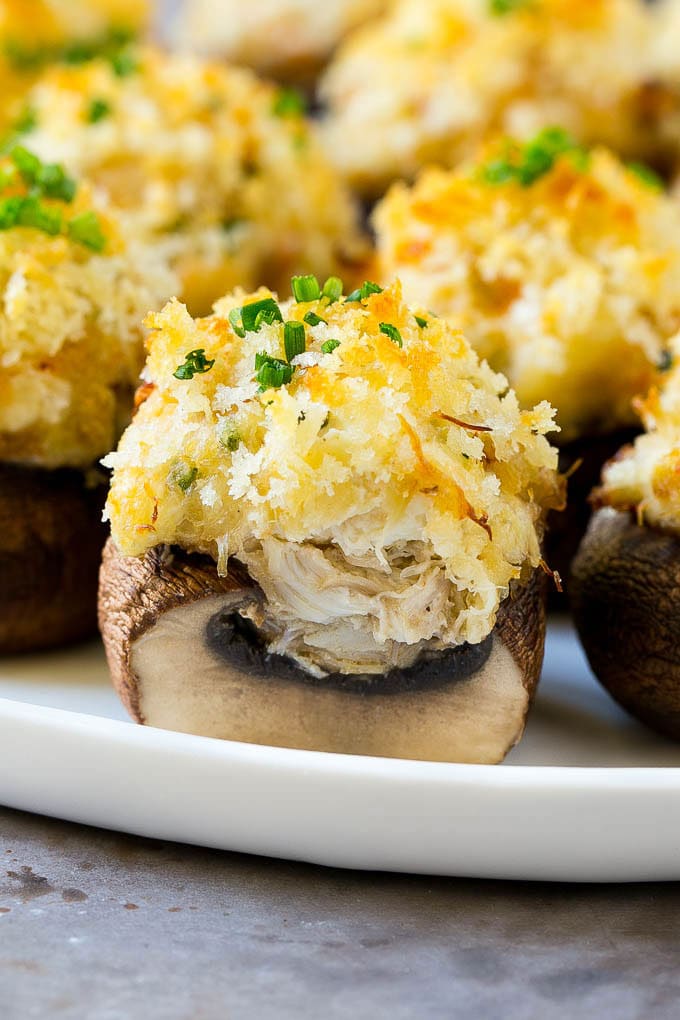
[99,538,547,763]
[571,506,680,741]
[546,427,639,604]
[0,463,108,654]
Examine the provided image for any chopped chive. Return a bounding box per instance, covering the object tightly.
[321,339,340,354]
[303,311,327,327]
[627,161,663,191]
[360,280,383,299]
[284,320,306,362]
[229,307,245,338]
[10,146,76,202]
[346,280,383,303]
[479,127,587,188]
[172,464,198,492]
[87,97,112,123]
[489,0,531,13]
[291,274,321,302]
[0,196,22,229]
[173,348,215,380]
[67,210,106,251]
[415,315,428,328]
[272,87,306,118]
[16,195,62,235]
[241,297,283,332]
[219,424,241,451]
[255,351,293,390]
[379,322,403,348]
[322,276,343,303]
[110,49,138,77]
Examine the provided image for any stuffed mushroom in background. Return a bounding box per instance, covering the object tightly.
[572,335,680,740]
[100,277,563,763]
[169,0,388,84]
[7,46,367,316]
[320,0,657,197]
[0,0,149,108]
[0,145,177,653]
[374,130,680,582]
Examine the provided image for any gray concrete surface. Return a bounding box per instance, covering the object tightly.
[0,807,678,1020]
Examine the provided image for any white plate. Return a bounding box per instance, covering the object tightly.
[1,619,680,882]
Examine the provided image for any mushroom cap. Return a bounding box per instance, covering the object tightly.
[546,428,638,603]
[99,538,547,763]
[571,506,680,740]
[0,463,107,654]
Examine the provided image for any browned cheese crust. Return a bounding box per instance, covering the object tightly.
[571,507,680,740]
[0,463,108,654]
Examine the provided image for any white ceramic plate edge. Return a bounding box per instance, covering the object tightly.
[2,697,680,881]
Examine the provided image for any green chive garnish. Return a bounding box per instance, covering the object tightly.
[67,210,106,251]
[322,276,343,303]
[304,311,327,327]
[284,320,306,362]
[229,307,246,338]
[173,348,216,380]
[321,339,340,354]
[627,161,664,191]
[379,322,403,348]
[255,352,294,390]
[415,315,428,328]
[272,87,306,118]
[242,297,283,332]
[346,280,383,302]
[87,97,112,123]
[291,274,321,302]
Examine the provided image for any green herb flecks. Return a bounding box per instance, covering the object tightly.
[322,276,343,303]
[321,339,340,354]
[379,322,403,348]
[87,97,112,123]
[272,87,306,118]
[415,315,428,328]
[241,297,283,332]
[11,146,76,202]
[171,463,199,492]
[346,280,383,302]
[479,127,588,188]
[284,320,306,362]
[219,423,241,452]
[292,274,321,302]
[303,311,326,327]
[255,352,294,391]
[173,348,216,380]
[489,0,532,14]
[67,210,106,251]
[627,161,664,191]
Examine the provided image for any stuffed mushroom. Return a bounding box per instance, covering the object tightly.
[572,335,680,740]
[169,0,388,84]
[7,45,367,316]
[0,145,177,653]
[374,131,680,581]
[100,277,563,762]
[320,0,658,197]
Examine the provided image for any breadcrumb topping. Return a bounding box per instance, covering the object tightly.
[105,279,562,656]
[321,0,657,195]
[0,149,177,469]
[10,46,367,315]
[596,335,680,533]
[375,140,680,442]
